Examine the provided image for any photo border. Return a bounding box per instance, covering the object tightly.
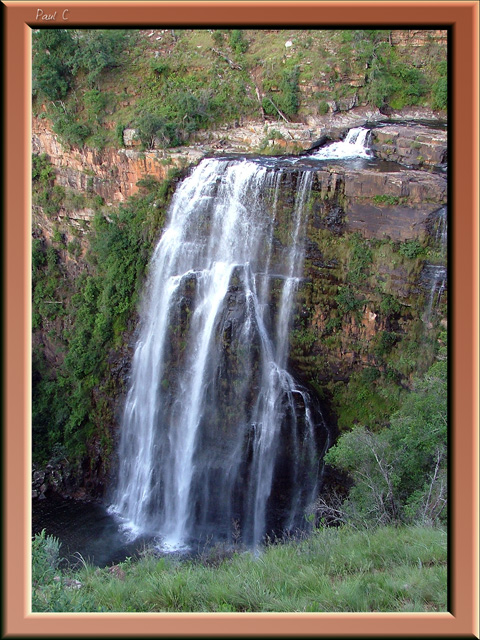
[3,1,478,637]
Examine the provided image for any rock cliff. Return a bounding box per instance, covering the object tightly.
[32,113,448,500]
[32,108,447,207]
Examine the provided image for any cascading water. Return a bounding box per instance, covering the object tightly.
[110,158,330,550]
[433,206,448,248]
[423,265,447,322]
[312,127,372,159]
[423,207,448,324]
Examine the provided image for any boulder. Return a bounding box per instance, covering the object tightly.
[122,128,141,147]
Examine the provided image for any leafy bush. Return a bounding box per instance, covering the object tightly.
[52,110,91,148]
[399,239,423,259]
[324,346,447,528]
[432,61,448,110]
[229,30,248,55]
[359,40,427,109]
[374,331,399,357]
[137,112,175,149]
[35,180,66,217]
[347,233,372,284]
[263,65,301,118]
[318,100,329,115]
[379,294,401,318]
[334,285,365,319]
[32,29,76,100]
[212,30,225,47]
[67,239,82,258]
[71,30,129,87]
[115,122,126,148]
[32,153,55,186]
[361,367,380,383]
[83,89,109,119]
[32,530,62,585]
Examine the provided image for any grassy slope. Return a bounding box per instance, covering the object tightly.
[33,29,447,152]
[33,525,447,613]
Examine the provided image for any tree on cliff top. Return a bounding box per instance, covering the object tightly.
[33,29,129,101]
[32,29,76,101]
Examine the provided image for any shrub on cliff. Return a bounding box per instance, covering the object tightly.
[71,30,129,88]
[432,61,448,110]
[324,336,447,528]
[229,30,249,56]
[32,29,76,101]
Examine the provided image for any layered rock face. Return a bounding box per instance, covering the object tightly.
[370,125,447,168]
[32,118,201,207]
[255,163,448,386]
[313,166,446,241]
[32,113,447,208]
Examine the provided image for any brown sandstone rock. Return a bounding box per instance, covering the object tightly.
[370,125,447,168]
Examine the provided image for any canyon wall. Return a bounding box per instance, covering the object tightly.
[32,116,447,500]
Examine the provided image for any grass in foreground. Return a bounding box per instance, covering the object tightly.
[32,525,447,613]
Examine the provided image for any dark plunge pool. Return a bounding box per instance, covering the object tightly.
[32,496,154,568]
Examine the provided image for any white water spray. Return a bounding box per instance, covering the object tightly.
[313,127,372,159]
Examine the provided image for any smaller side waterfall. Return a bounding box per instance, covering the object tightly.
[433,206,448,248]
[312,127,373,160]
[422,207,448,324]
[422,264,447,323]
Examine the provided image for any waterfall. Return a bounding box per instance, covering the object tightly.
[312,127,372,160]
[423,265,447,322]
[111,158,329,550]
[433,206,448,248]
[422,207,448,324]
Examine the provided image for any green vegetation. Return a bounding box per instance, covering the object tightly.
[372,194,402,206]
[432,60,448,110]
[32,30,77,100]
[295,210,446,435]
[324,334,447,529]
[32,29,447,152]
[32,165,180,464]
[33,529,62,584]
[32,524,446,612]
[399,238,424,259]
[229,29,249,55]
[262,65,301,118]
[346,232,372,284]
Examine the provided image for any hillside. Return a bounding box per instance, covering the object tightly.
[33,28,447,153]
